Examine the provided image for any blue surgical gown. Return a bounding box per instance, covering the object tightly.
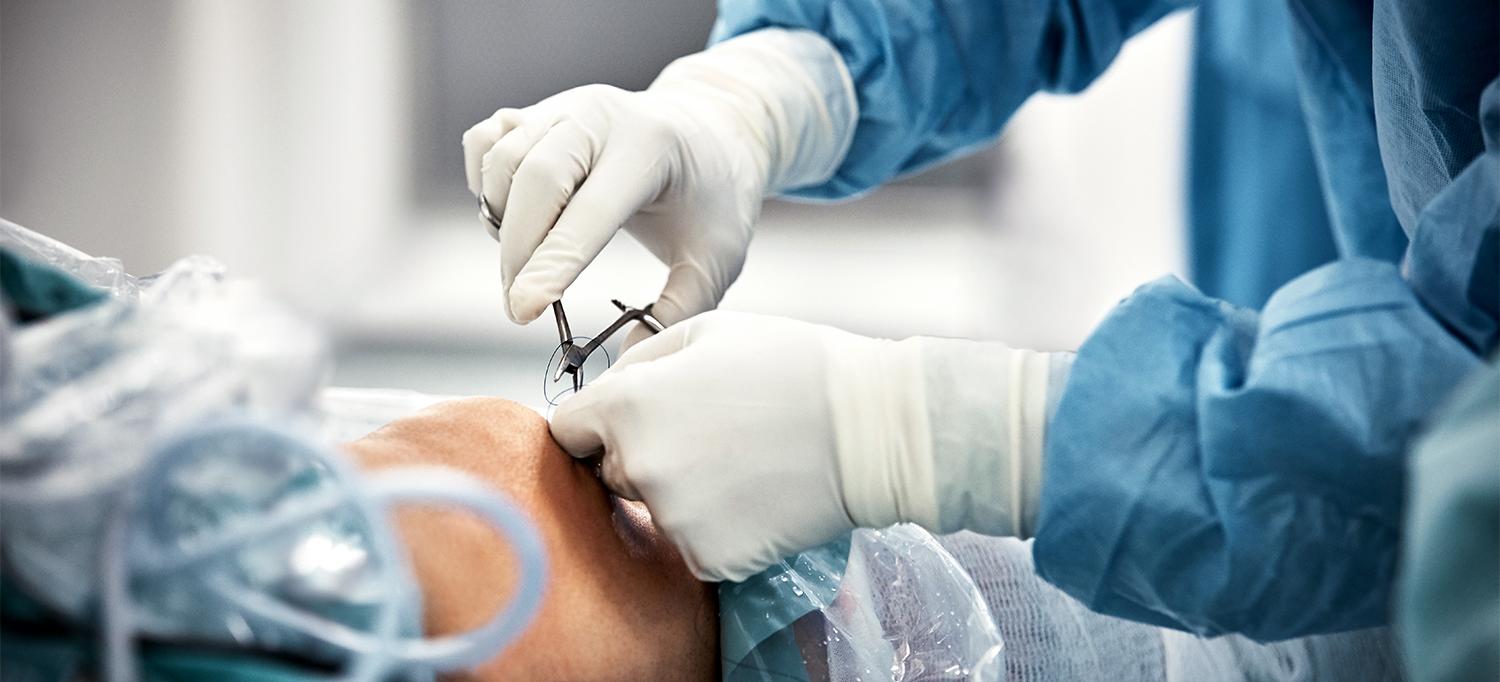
[1398,357,1500,682]
[1187,0,1339,309]
[713,0,1500,641]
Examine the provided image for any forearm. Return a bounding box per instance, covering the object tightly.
[711,0,1194,199]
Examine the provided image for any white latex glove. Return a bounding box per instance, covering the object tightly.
[550,311,1071,582]
[462,29,856,333]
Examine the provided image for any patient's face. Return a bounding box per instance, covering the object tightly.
[346,398,717,681]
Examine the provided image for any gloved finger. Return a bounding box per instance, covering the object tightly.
[622,259,732,349]
[549,376,644,501]
[498,119,596,323]
[597,445,643,502]
[462,108,522,197]
[480,121,552,239]
[508,148,666,323]
[548,389,606,457]
[620,321,657,352]
[551,322,694,454]
[607,312,698,370]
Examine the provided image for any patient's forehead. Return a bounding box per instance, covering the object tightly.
[364,397,566,490]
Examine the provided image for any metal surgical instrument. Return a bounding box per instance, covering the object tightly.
[479,196,664,393]
[550,299,664,392]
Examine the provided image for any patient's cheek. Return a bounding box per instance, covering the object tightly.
[343,451,524,638]
[346,398,715,679]
[390,507,522,638]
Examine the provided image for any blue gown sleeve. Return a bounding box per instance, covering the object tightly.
[1033,265,1482,641]
[1033,76,1497,637]
[709,0,1193,199]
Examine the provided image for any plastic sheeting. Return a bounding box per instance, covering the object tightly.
[940,533,1404,682]
[0,219,545,680]
[721,525,1403,681]
[721,525,1005,681]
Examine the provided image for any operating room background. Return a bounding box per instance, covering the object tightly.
[0,1,1190,411]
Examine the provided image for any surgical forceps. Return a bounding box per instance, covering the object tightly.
[549,298,664,392]
[480,196,665,393]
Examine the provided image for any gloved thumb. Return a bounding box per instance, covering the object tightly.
[623,260,730,349]
[549,370,645,501]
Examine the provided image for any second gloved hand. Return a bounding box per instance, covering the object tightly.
[462,29,855,334]
[549,311,1068,582]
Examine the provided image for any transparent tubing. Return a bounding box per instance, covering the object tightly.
[100,420,548,679]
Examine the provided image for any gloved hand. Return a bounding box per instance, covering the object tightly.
[462,29,856,335]
[549,311,1071,582]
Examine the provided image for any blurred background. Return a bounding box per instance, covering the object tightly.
[1,1,1191,410]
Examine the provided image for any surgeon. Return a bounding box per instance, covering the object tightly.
[462,0,1499,642]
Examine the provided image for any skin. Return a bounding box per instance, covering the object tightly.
[345,397,718,680]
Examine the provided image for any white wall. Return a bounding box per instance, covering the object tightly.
[984,12,1193,351]
[2,0,409,317]
[2,0,183,272]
